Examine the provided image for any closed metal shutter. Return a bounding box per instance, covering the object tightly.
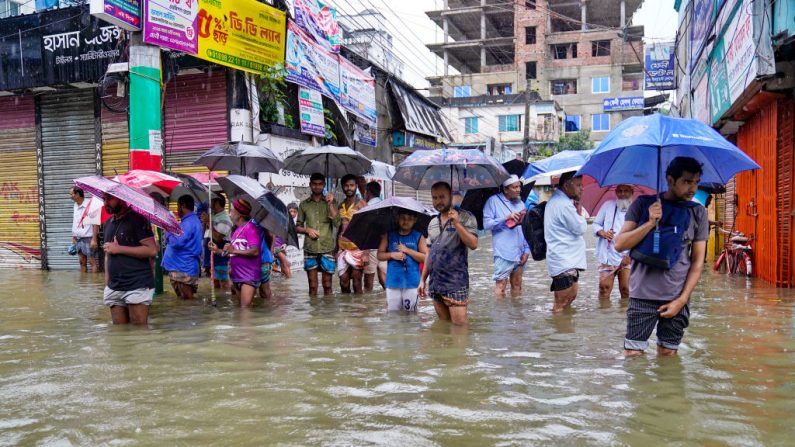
[164,70,228,173]
[101,102,129,176]
[40,90,99,270]
[0,95,41,269]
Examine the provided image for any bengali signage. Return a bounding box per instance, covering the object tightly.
[143,0,198,54]
[603,96,644,112]
[0,8,124,90]
[353,119,376,147]
[196,0,286,73]
[339,57,377,125]
[298,87,325,137]
[90,0,141,31]
[285,20,340,102]
[293,0,341,53]
[644,42,675,90]
[690,0,712,71]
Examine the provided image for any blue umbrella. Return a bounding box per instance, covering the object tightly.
[576,114,760,191]
[522,150,593,180]
[393,148,509,191]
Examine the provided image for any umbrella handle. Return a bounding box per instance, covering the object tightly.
[208,169,216,306]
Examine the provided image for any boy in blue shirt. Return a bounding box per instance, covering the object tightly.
[377,210,428,311]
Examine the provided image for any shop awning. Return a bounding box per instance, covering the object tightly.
[389,81,452,143]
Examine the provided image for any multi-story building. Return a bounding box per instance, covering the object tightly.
[425,0,646,147]
[338,9,405,79]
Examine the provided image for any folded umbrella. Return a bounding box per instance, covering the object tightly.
[73,176,182,235]
[215,175,296,246]
[193,141,284,175]
[522,150,593,180]
[341,197,436,250]
[283,145,372,178]
[393,148,509,191]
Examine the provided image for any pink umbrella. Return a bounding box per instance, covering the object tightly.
[113,170,183,199]
[581,176,655,216]
[189,171,223,184]
[73,176,182,235]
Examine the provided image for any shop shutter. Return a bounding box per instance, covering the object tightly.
[777,99,794,286]
[40,90,99,270]
[163,70,228,174]
[100,100,129,176]
[0,95,41,269]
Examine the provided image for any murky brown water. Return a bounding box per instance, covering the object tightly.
[1,235,794,446]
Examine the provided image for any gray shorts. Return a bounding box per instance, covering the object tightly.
[103,287,153,308]
[75,237,95,257]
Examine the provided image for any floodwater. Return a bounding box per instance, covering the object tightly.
[1,235,794,446]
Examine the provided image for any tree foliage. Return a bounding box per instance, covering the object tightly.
[257,64,294,129]
[555,130,594,152]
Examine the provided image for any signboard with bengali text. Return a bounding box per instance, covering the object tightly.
[285,20,340,102]
[603,96,644,112]
[298,87,325,137]
[90,0,141,31]
[293,0,341,53]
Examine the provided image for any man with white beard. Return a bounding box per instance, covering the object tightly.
[593,184,634,301]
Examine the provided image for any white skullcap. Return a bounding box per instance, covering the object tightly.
[502,175,520,188]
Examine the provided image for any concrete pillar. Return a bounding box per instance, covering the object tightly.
[443,17,449,43]
[620,0,626,27]
[481,47,486,69]
[581,1,587,31]
[128,33,162,171]
[444,49,449,76]
[481,9,486,39]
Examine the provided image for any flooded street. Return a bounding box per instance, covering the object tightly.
[1,235,795,446]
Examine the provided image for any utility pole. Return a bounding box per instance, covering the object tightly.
[522,78,532,162]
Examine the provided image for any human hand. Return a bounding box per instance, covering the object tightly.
[448,208,460,224]
[90,238,98,251]
[325,192,334,204]
[396,243,409,253]
[417,281,426,297]
[658,298,686,318]
[648,200,663,225]
[601,229,615,241]
[520,253,529,265]
[306,228,320,239]
[505,212,521,223]
[222,243,231,254]
[103,237,121,255]
[391,252,406,262]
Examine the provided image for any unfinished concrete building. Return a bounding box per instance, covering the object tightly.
[426,0,646,149]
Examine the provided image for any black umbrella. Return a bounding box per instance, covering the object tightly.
[460,159,532,229]
[341,197,436,250]
[193,141,284,175]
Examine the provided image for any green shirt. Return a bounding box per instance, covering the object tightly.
[297,197,340,254]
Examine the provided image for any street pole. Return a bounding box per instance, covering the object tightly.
[522,79,532,162]
[128,32,165,294]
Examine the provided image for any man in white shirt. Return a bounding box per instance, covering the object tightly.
[544,171,587,312]
[70,187,99,273]
[593,184,634,301]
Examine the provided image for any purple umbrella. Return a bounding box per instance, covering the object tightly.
[341,197,436,250]
[393,148,509,191]
[73,176,182,235]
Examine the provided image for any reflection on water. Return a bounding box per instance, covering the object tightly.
[1,235,794,445]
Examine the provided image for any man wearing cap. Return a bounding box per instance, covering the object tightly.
[484,175,531,297]
[296,173,340,296]
[593,184,634,301]
[210,198,261,307]
[544,171,587,312]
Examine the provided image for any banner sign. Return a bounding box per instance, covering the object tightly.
[0,7,124,91]
[293,0,341,53]
[143,0,198,54]
[339,57,377,125]
[353,119,377,147]
[298,87,326,137]
[644,42,675,90]
[195,0,286,73]
[90,0,141,31]
[603,96,644,111]
[286,20,340,102]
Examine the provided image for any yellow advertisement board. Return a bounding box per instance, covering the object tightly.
[197,0,286,73]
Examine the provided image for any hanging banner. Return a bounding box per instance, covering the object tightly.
[195,0,286,73]
[143,0,199,54]
[90,0,142,31]
[285,20,340,102]
[293,0,341,53]
[353,119,377,147]
[644,42,675,90]
[339,57,377,125]
[298,87,326,137]
[689,0,712,71]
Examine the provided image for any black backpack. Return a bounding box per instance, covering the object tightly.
[522,201,547,261]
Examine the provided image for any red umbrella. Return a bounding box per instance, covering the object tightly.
[581,176,655,216]
[73,176,182,235]
[113,170,182,199]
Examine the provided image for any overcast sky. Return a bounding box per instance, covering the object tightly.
[327,0,679,89]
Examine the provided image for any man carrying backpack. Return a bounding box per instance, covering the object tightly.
[544,171,587,312]
[615,157,709,357]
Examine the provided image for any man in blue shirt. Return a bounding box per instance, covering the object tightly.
[162,195,204,300]
[484,175,531,297]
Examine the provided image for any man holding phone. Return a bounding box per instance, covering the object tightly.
[483,175,531,297]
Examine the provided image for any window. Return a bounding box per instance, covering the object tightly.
[592,113,610,131]
[487,84,512,95]
[498,115,521,132]
[525,1,536,9]
[591,40,611,57]
[525,61,537,79]
[525,26,536,45]
[0,0,20,18]
[463,117,479,135]
[591,76,610,94]
[453,85,471,97]
[551,79,577,95]
[551,43,577,59]
[565,115,581,132]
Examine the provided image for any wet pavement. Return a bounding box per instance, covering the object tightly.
[1,234,794,446]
